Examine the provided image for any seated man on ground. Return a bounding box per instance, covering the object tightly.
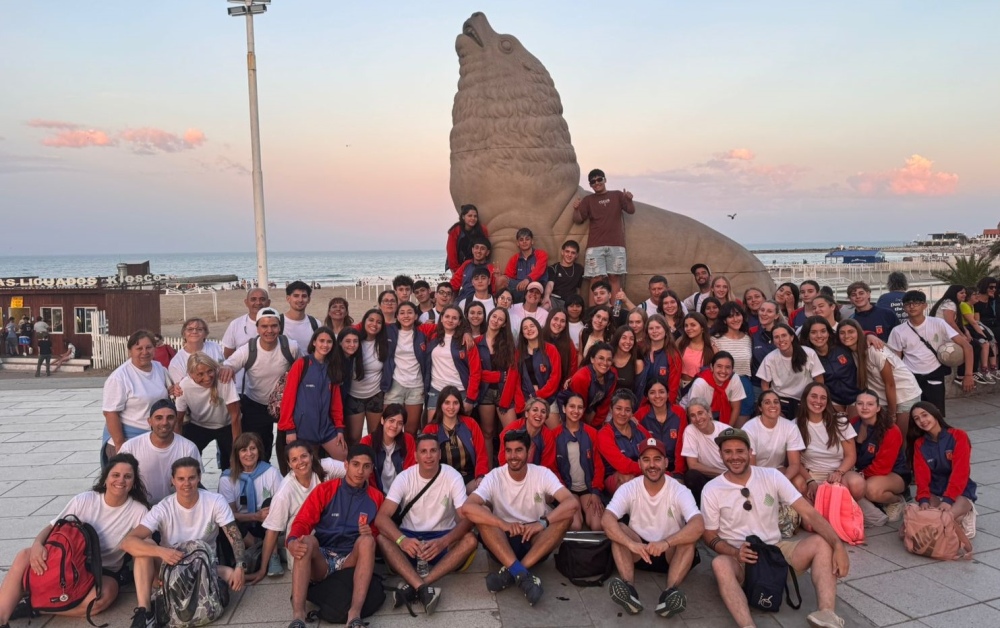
[375,433,479,615]
[460,430,580,606]
[603,438,703,619]
[122,457,246,628]
[284,444,383,628]
[702,428,850,628]
[119,399,201,504]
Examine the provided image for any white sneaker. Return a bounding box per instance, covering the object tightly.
[859,498,888,527]
[962,504,978,540]
[808,609,845,628]
[884,499,905,523]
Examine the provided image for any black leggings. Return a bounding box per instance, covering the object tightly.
[183,422,234,471]
[914,368,947,416]
[240,396,275,463]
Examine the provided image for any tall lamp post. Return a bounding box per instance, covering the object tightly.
[228,0,270,291]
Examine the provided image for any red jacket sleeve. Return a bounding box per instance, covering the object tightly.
[403,433,417,470]
[597,424,641,476]
[673,405,689,475]
[536,343,562,400]
[943,429,973,505]
[499,365,520,411]
[446,225,461,274]
[593,372,618,423]
[585,425,606,492]
[668,353,682,404]
[418,323,437,338]
[541,428,558,476]
[504,254,519,280]
[278,358,306,431]
[567,345,579,379]
[468,417,489,478]
[568,367,590,398]
[288,479,337,542]
[450,261,468,292]
[329,384,344,429]
[863,426,902,479]
[529,250,549,281]
[913,437,932,504]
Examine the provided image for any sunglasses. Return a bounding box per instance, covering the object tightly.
[741,487,752,511]
[589,177,605,185]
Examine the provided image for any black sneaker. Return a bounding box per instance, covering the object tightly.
[655,587,687,618]
[9,598,36,620]
[485,566,515,592]
[130,606,156,628]
[515,571,543,606]
[417,584,441,615]
[608,576,643,614]
[392,582,418,609]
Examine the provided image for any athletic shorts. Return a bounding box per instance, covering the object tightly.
[583,246,627,278]
[734,538,803,576]
[479,386,500,406]
[400,528,452,566]
[896,395,921,415]
[320,547,350,578]
[634,535,702,573]
[18,337,30,346]
[346,392,384,415]
[384,381,425,406]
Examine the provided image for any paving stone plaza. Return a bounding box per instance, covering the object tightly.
[2,377,1000,627]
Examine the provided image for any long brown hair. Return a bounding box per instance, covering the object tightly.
[229,432,265,483]
[645,314,680,359]
[486,307,515,371]
[837,318,871,390]
[796,382,845,451]
[284,439,326,483]
[543,308,574,384]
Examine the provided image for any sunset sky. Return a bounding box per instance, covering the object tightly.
[2,1,997,255]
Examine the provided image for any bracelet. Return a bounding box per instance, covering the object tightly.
[396,534,406,546]
[807,479,817,485]
[707,536,722,550]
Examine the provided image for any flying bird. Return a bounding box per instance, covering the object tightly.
[727,213,737,220]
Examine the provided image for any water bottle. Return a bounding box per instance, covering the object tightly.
[612,298,623,318]
[416,559,430,578]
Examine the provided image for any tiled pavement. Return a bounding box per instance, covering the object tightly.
[1,378,999,627]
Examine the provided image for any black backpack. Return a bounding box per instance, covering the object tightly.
[242,336,295,394]
[554,531,614,587]
[306,568,385,623]
[742,535,801,612]
[279,314,319,335]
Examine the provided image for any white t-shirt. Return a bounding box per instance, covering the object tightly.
[352,339,384,398]
[680,421,729,474]
[568,321,584,347]
[702,466,802,547]
[119,434,202,504]
[140,490,234,548]
[263,459,345,534]
[393,329,423,388]
[223,338,300,405]
[102,361,171,434]
[217,464,284,514]
[175,376,240,429]
[281,316,317,355]
[168,342,226,384]
[509,304,549,340]
[473,464,564,524]
[743,417,805,469]
[430,335,463,391]
[864,347,923,405]
[54,491,149,571]
[756,346,824,400]
[386,464,468,532]
[221,313,258,390]
[801,418,857,474]
[887,316,960,375]
[606,476,701,542]
[713,335,753,377]
[682,290,712,313]
[458,296,496,319]
[684,377,746,408]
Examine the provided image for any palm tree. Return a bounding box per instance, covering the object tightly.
[932,252,1000,286]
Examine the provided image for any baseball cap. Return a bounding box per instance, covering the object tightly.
[690,263,710,275]
[256,307,281,321]
[527,281,544,293]
[715,427,751,449]
[901,290,927,303]
[638,437,666,457]
[150,398,177,417]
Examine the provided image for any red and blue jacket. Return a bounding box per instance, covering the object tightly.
[475,335,518,409]
[597,421,651,478]
[422,324,482,406]
[635,403,687,474]
[552,423,605,494]
[914,428,977,505]
[381,324,433,393]
[566,364,618,428]
[360,432,417,493]
[750,327,777,387]
[446,223,489,274]
[450,260,497,302]
[816,346,860,407]
[288,479,384,555]
[278,356,344,434]
[497,419,558,475]
[513,343,562,411]
[504,249,549,284]
[851,305,899,342]
[643,347,681,403]
[849,419,908,480]
[422,417,489,484]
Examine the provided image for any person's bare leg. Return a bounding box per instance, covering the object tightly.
[345,535,376,623]
[663,544,695,589]
[498,408,517,428]
[346,413,365,446]
[844,471,866,501]
[424,534,479,585]
[365,412,381,439]
[789,535,836,612]
[609,525,643,584]
[479,404,498,466]
[519,518,571,570]
[0,549,30,623]
[321,438,347,462]
[376,535,423,589]
[895,412,910,443]
[132,548,160,610]
[404,404,423,436]
[290,536,328,621]
[54,577,118,617]
[865,474,904,504]
[711,555,753,627]
[478,524,517,567]
[545,412,561,430]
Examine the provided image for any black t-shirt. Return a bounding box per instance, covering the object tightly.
[548,263,584,300]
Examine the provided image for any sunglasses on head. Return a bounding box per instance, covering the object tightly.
[741,487,752,511]
[589,177,605,185]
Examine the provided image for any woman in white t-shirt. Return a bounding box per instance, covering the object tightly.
[793,382,864,504]
[218,432,284,574]
[167,318,225,384]
[680,397,728,505]
[345,309,388,444]
[683,351,746,426]
[101,330,171,464]
[424,305,479,424]
[743,390,804,481]
[175,351,241,471]
[0,453,151,623]
[248,440,345,584]
[360,404,417,494]
[384,303,429,435]
[756,323,824,420]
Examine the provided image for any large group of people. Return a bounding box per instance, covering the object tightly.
[1,174,993,628]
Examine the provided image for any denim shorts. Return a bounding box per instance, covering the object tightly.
[384,381,425,406]
[346,391,384,415]
[320,547,349,578]
[583,246,627,277]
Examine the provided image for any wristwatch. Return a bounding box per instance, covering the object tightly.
[539,516,549,529]
[237,561,247,571]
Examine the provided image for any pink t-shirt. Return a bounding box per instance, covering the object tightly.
[682,347,704,379]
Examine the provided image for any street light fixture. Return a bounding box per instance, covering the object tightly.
[228,0,271,291]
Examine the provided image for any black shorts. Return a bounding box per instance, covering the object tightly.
[634,536,701,574]
[346,392,384,415]
[484,530,551,565]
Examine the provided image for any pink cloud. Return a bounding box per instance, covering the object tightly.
[848,154,958,196]
[722,148,755,161]
[26,119,81,130]
[42,129,116,149]
[118,127,208,154]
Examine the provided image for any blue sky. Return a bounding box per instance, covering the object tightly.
[1,1,997,255]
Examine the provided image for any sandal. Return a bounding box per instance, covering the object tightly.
[347,619,368,628]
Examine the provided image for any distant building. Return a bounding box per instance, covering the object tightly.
[972,221,1000,242]
[914,232,967,247]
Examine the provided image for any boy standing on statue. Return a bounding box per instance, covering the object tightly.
[573,168,635,300]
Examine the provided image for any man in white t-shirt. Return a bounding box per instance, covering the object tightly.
[887,289,973,415]
[122,457,246,628]
[119,399,201,504]
[603,438,703,618]
[682,264,712,313]
[680,398,730,505]
[375,433,479,615]
[221,287,270,391]
[458,267,497,318]
[701,428,849,628]
[280,280,320,352]
[460,430,580,607]
[220,307,299,466]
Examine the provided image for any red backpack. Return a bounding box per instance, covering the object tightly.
[22,515,105,626]
[814,482,866,546]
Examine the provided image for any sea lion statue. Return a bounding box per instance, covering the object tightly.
[450,12,775,303]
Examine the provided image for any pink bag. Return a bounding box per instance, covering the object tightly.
[814,482,865,546]
[900,504,962,560]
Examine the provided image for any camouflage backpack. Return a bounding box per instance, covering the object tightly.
[153,540,229,628]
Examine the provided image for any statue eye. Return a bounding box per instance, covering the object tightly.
[499,38,514,54]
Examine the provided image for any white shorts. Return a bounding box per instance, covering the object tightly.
[584,246,627,277]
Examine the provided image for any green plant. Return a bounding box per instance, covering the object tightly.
[931,252,1000,286]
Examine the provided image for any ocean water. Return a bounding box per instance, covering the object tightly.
[0,241,912,286]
